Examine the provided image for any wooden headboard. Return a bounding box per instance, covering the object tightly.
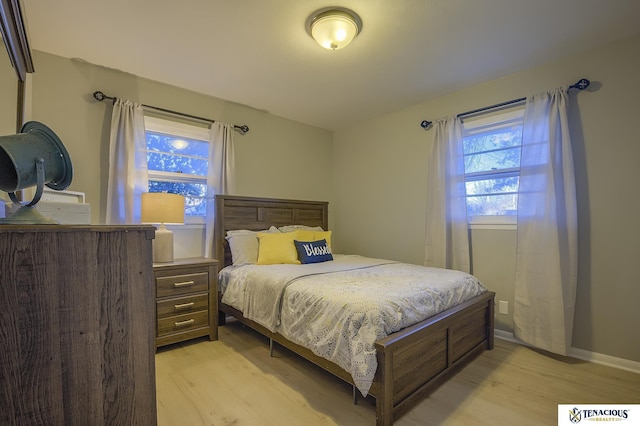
[214,195,329,268]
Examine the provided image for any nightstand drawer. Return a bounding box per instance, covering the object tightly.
[157,310,209,337]
[153,258,218,348]
[157,293,209,319]
[156,272,209,297]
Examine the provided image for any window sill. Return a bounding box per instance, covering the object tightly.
[165,223,205,231]
[469,223,516,231]
[468,215,517,231]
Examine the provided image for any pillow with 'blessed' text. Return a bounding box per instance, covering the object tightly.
[294,239,333,264]
[292,230,332,250]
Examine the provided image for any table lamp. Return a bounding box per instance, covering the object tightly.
[141,192,185,263]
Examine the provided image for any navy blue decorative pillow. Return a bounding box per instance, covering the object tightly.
[294,239,333,264]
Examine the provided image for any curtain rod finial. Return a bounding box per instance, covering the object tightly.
[93,91,106,101]
[569,79,590,91]
[420,120,432,130]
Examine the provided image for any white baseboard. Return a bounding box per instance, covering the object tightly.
[494,330,640,375]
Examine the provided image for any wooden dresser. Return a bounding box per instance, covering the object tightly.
[0,225,157,425]
[153,257,218,348]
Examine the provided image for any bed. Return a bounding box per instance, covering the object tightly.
[214,195,495,425]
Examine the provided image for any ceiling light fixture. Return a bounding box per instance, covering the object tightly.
[306,7,362,50]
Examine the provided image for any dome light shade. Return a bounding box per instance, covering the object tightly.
[307,8,362,50]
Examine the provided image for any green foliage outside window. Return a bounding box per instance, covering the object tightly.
[463,119,523,217]
[146,131,209,217]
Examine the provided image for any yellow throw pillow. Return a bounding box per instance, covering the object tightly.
[314,230,332,249]
[256,232,301,265]
[294,230,317,242]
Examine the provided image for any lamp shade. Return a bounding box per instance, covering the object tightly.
[308,8,362,50]
[141,192,184,263]
[141,192,185,225]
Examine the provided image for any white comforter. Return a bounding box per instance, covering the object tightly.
[220,254,487,396]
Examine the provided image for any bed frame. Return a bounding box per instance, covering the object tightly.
[214,195,495,425]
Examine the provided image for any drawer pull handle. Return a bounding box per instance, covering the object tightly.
[175,319,195,327]
[174,302,195,310]
[173,280,195,288]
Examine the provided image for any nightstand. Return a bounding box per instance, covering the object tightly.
[153,257,218,348]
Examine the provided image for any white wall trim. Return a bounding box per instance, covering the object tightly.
[494,330,640,375]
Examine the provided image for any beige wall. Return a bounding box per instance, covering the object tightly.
[26,51,333,226]
[1,50,18,217]
[333,34,640,363]
[0,49,17,135]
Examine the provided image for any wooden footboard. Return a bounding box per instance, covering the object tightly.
[219,290,495,425]
[374,291,495,425]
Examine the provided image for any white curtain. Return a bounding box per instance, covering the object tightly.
[424,117,471,273]
[105,99,147,224]
[204,122,236,258]
[513,86,578,356]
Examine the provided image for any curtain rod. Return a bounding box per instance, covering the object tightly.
[92,91,249,134]
[419,78,590,130]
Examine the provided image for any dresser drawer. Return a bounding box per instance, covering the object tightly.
[156,272,209,297]
[157,310,210,337]
[157,293,209,319]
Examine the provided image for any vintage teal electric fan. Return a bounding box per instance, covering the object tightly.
[0,121,73,224]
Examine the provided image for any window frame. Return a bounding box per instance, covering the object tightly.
[461,104,524,229]
[144,116,210,225]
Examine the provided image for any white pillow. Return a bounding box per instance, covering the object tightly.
[278,225,324,233]
[226,226,279,265]
[226,226,275,237]
[226,234,260,265]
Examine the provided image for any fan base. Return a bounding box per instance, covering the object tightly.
[0,205,58,224]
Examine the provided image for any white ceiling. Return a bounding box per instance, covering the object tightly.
[20,0,640,131]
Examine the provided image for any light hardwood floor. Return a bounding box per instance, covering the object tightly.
[156,320,640,425]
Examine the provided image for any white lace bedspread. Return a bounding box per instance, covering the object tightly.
[220,255,487,396]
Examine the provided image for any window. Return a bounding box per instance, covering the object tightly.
[144,116,210,223]
[462,105,524,224]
